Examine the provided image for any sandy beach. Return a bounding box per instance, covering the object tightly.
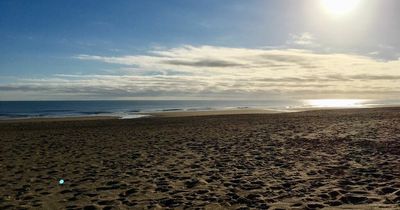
[1,107,400,210]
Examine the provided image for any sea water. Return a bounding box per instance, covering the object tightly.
[0,99,399,120]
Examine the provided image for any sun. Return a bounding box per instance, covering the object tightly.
[321,0,361,16]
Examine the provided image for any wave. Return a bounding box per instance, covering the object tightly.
[120,114,150,119]
[78,111,112,115]
[159,108,184,112]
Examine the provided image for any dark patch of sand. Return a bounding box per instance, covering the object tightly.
[1,108,400,209]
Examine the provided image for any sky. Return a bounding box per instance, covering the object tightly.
[0,0,400,100]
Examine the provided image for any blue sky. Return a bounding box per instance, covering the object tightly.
[1,0,400,100]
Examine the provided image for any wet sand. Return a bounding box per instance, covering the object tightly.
[0,107,400,209]
[146,109,288,118]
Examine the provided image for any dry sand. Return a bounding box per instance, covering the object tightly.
[0,107,400,209]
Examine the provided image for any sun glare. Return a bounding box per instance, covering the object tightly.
[321,0,361,16]
[306,99,366,108]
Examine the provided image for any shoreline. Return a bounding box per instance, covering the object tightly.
[1,106,400,123]
[0,107,291,122]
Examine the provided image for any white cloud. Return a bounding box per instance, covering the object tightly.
[2,45,400,99]
[287,32,316,46]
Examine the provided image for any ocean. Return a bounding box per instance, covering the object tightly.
[0,99,399,120]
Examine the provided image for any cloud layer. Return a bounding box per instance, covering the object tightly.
[2,45,400,100]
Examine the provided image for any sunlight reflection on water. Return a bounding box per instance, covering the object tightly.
[305,99,368,108]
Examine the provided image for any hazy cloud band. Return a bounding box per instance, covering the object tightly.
[1,45,400,100]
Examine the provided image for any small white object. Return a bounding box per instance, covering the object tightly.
[59,179,64,185]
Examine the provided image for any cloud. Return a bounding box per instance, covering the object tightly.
[287,32,316,46]
[163,59,242,67]
[2,45,400,99]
